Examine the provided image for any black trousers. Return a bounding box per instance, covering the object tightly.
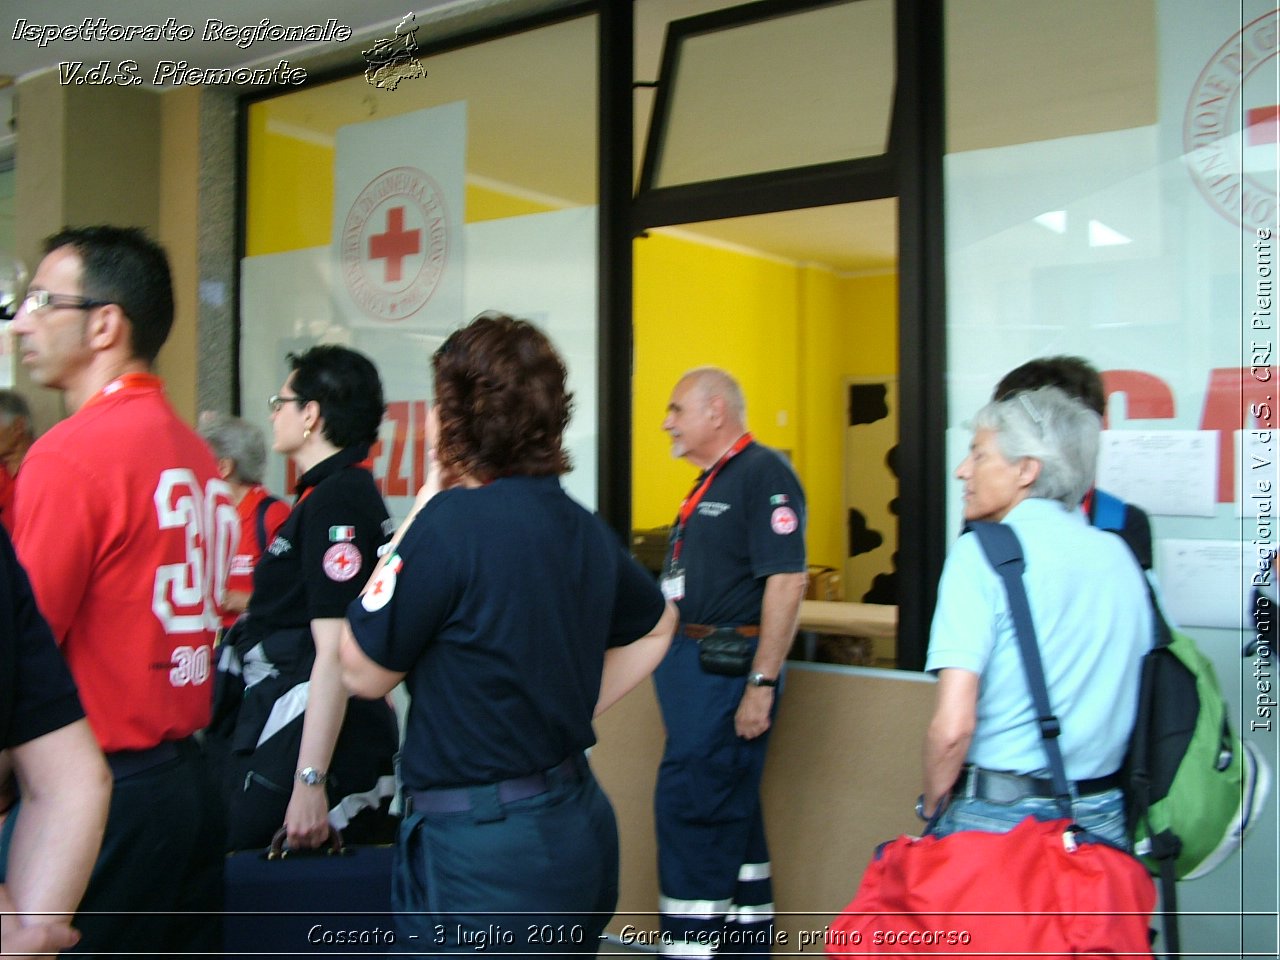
[226,696,398,851]
[74,738,224,957]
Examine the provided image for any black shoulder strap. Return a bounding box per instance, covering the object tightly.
[967,521,1072,817]
[255,495,281,553]
[1090,489,1154,571]
[1126,577,1182,960]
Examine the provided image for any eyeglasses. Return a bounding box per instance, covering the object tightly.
[20,290,112,314]
[268,394,310,414]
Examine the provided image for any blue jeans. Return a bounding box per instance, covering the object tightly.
[931,787,1130,850]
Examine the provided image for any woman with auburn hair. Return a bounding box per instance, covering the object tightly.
[341,313,676,954]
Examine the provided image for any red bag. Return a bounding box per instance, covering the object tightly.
[825,816,1155,958]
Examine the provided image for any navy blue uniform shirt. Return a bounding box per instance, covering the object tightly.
[348,474,666,790]
[666,442,807,626]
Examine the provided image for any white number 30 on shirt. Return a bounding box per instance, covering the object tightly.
[152,468,240,636]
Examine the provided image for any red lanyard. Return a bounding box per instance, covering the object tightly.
[669,432,752,568]
[78,372,163,413]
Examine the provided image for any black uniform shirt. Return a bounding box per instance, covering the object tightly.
[247,445,391,635]
[348,474,666,790]
[0,527,84,749]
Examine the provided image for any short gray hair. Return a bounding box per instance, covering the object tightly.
[198,412,268,485]
[972,386,1100,508]
[683,367,747,425]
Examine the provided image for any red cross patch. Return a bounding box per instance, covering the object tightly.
[360,553,401,612]
[770,506,798,535]
[323,542,363,582]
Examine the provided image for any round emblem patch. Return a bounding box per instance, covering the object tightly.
[1183,10,1278,232]
[361,562,398,612]
[770,506,798,535]
[322,542,363,582]
[341,166,450,321]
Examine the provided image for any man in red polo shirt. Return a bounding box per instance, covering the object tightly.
[9,225,237,954]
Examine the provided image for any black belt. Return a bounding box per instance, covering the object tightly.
[683,623,760,640]
[406,755,584,815]
[953,766,1123,804]
[105,738,187,781]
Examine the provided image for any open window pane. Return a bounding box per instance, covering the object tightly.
[649,0,895,188]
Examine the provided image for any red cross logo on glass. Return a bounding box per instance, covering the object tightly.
[368,207,422,283]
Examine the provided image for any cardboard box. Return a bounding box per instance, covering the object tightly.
[806,565,842,601]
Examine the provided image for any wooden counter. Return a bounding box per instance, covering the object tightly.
[799,599,897,638]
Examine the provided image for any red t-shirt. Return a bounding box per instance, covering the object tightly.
[223,485,289,628]
[13,376,238,752]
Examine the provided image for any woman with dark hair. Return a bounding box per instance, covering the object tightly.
[225,345,398,851]
[341,313,676,953]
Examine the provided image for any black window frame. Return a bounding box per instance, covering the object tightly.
[604,0,945,668]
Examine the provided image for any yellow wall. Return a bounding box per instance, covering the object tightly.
[632,230,898,573]
[632,232,800,529]
[244,108,334,257]
[844,271,898,375]
[466,183,558,222]
[798,264,851,572]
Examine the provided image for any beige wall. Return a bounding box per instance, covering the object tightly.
[13,72,70,436]
[592,665,936,943]
[156,87,203,422]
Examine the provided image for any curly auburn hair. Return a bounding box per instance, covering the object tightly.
[432,312,573,481]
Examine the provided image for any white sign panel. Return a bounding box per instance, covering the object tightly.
[331,102,465,335]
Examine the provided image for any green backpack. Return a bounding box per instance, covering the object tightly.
[1125,606,1269,881]
[1090,490,1268,882]
[1092,490,1270,958]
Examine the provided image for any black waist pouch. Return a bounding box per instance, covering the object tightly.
[697,630,755,677]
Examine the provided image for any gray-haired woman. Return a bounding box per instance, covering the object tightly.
[920,386,1151,845]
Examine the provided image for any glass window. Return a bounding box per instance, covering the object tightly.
[944,2,1276,951]
[642,0,894,188]
[241,14,598,515]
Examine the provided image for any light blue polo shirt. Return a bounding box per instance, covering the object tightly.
[926,498,1152,780]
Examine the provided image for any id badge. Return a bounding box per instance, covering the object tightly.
[660,570,685,601]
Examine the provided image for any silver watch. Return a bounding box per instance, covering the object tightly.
[296,766,328,786]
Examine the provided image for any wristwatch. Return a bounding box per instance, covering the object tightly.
[915,794,930,821]
[296,766,328,786]
[747,672,778,688]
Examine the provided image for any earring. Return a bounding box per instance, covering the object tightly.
[303,428,312,440]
